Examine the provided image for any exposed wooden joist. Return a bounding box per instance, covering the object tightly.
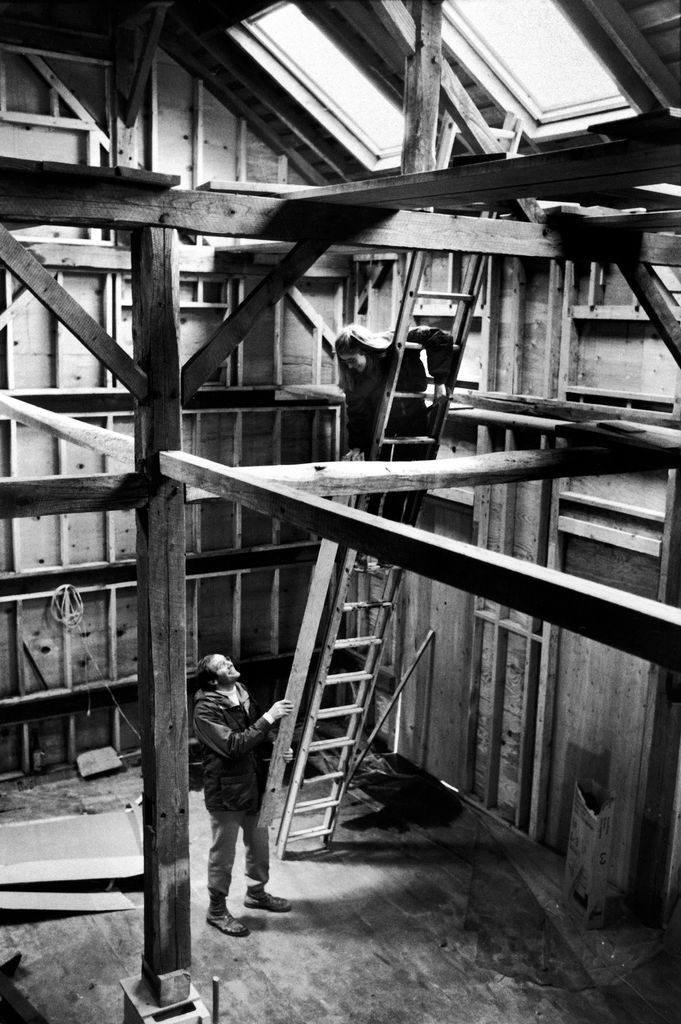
[0,225,148,400]
[182,239,331,402]
[0,473,147,517]
[159,450,681,672]
[0,173,679,265]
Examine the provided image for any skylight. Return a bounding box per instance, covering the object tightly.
[444,0,631,125]
[250,4,403,157]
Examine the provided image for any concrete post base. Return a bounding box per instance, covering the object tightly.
[120,976,209,1024]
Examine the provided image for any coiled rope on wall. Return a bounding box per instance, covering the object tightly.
[50,583,140,739]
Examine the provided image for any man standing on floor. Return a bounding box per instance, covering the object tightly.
[193,652,294,937]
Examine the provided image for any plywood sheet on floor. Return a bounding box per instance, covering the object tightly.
[0,766,680,1024]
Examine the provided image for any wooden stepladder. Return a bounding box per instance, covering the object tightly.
[261,244,486,857]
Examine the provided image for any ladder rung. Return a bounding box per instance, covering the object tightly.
[343,600,393,611]
[308,736,356,752]
[287,825,333,841]
[416,290,474,302]
[317,703,364,720]
[393,390,428,399]
[301,770,344,785]
[404,340,423,350]
[333,635,382,649]
[326,670,373,685]
[293,796,341,814]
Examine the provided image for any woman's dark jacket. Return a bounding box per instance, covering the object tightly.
[344,327,453,456]
[193,683,273,814]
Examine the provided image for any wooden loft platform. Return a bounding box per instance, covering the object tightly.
[285,135,681,211]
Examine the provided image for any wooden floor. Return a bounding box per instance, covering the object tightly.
[1,758,680,1024]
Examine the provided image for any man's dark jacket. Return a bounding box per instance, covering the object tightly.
[193,682,273,814]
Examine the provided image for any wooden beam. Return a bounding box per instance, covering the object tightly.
[575,210,681,232]
[132,227,190,1005]
[0,174,679,265]
[182,239,331,402]
[0,542,319,601]
[24,54,110,153]
[159,450,681,672]
[551,0,669,111]
[0,225,147,400]
[287,139,681,209]
[0,473,147,518]
[0,392,135,467]
[258,538,339,825]
[213,446,679,496]
[164,9,344,182]
[616,263,681,371]
[564,0,680,109]
[401,0,442,175]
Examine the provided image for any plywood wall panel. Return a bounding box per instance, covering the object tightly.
[155,54,196,187]
[179,306,231,366]
[111,508,136,561]
[519,260,552,397]
[12,300,55,389]
[241,295,276,385]
[57,274,109,388]
[395,501,475,788]
[278,564,314,652]
[563,534,659,600]
[565,469,668,515]
[197,576,235,656]
[0,603,17,698]
[0,726,21,775]
[544,631,650,891]
[573,321,674,397]
[202,89,239,182]
[70,590,107,685]
[198,500,236,553]
[115,587,138,680]
[74,708,112,755]
[240,571,276,657]
[246,127,284,183]
[22,596,66,692]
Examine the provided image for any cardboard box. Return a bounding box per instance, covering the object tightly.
[563,779,614,929]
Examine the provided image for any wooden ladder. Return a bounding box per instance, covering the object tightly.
[271,247,483,856]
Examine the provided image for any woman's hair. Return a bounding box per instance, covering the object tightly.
[335,323,390,391]
[196,653,231,689]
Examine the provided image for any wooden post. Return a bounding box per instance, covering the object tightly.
[402,0,443,176]
[132,226,191,1005]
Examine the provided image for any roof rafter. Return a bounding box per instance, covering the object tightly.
[165,4,355,180]
[553,0,677,111]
